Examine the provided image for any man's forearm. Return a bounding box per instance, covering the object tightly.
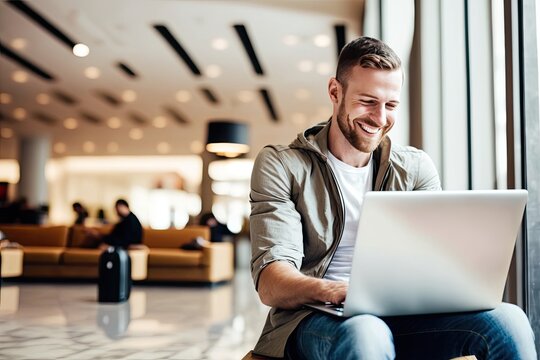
[257,261,347,309]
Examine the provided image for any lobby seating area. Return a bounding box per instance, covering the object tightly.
[0,224,234,284]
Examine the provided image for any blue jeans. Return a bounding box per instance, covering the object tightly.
[289,303,537,360]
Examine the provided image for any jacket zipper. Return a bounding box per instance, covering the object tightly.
[320,162,345,278]
[378,165,391,191]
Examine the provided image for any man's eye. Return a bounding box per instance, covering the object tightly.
[386,104,398,110]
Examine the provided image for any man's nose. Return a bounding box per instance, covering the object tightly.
[369,105,386,126]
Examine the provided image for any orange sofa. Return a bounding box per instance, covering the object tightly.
[0,224,234,283]
[143,226,234,283]
[0,225,148,280]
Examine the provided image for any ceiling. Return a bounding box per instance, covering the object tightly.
[0,0,363,159]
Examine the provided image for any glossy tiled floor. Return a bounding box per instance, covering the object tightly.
[0,245,269,360]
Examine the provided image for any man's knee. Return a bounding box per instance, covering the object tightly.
[487,303,533,335]
[336,315,395,358]
[474,303,536,359]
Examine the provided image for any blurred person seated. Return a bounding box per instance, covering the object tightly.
[83,199,143,249]
[96,208,109,225]
[72,202,88,225]
[199,212,233,243]
[0,197,46,224]
[0,197,27,224]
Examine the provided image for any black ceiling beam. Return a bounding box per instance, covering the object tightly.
[52,90,77,105]
[259,88,279,122]
[200,87,219,104]
[95,91,122,107]
[0,41,55,81]
[32,112,57,126]
[117,62,138,78]
[153,24,202,76]
[233,24,265,75]
[7,0,77,49]
[163,106,189,124]
[80,111,102,124]
[129,112,147,125]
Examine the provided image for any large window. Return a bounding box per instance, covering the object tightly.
[391,0,539,351]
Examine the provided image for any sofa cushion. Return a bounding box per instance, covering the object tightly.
[0,226,68,247]
[22,247,64,264]
[143,226,209,249]
[62,248,102,265]
[148,249,203,267]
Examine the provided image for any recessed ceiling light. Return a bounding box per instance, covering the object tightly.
[84,66,101,79]
[122,90,137,102]
[0,128,14,139]
[107,142,119,153]
[316,62,332,75]
[190,140,204,154]
[72,43,90,57]
[291,113,307,125]
[313,34,331,47]
[53,142,66,154]
[295,89,311,100]
[152,116,167,128]
[107,117,122,129]
[83,141,96,153]
[36,93,51,105]
[237,90,255,103]
[63,117,78,130]
[11,38,27,50]
[206,65,222,78]
[0,93,13,104]
[13,107,27,120]
[175,90,192,103]
[157,142,171,154]
[211,38,229,50]
[283,35,300,46]
[298,60,314,73]
[12,70,29,83]
[129,128,143,140]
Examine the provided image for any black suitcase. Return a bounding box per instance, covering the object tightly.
[98,246,131,303]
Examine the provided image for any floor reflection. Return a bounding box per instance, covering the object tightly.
[0,269,268,359]
[97,301,131,339]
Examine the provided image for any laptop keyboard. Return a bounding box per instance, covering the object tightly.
[324,302,344,313]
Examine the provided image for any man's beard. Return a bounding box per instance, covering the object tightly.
[336,101,386,153]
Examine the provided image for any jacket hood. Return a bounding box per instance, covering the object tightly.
[289,121,330,160]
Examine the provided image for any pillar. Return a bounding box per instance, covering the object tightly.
[18,136,50,207]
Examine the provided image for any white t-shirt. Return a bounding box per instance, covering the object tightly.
[323,151,373,282]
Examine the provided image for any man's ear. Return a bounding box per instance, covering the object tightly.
[328,77,341,104]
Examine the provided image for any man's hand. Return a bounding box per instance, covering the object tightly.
[320,279,348,305]
[258,261,348,309]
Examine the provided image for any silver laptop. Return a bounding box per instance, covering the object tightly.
[306,190,528,318]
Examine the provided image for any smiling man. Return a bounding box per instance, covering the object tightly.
[249,37,537,359]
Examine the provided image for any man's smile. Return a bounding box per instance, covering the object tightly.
[357,122,382,135]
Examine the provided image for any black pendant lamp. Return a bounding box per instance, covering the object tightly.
[206,120,249,158]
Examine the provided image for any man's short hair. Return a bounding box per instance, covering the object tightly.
[336,36,402,88]
[115,199,129,208]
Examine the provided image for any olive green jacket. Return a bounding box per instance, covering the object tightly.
[249,121,442,358]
